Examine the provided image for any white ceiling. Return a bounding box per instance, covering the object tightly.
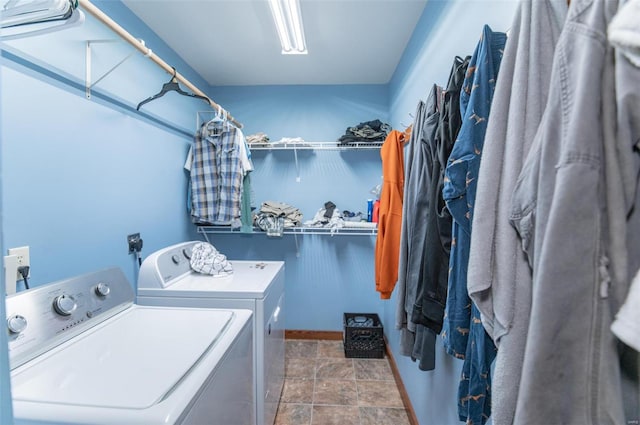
[122,0,428,86]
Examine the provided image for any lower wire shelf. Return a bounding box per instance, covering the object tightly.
[196,225,378,236]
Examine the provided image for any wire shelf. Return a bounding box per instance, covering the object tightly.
[196,225,378,236]
[247,141,383,151]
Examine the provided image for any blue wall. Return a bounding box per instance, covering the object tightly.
[0,1,518,424]
[1,3,217,420]
[212,84,390,142]
[210,2,518,424]
[0,62,14,425]
[384,1,518,424]
[0,2,211,290]
[206,84,389,331]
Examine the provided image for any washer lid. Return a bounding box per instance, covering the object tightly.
[11,306,234,409]
[145,261,283,299]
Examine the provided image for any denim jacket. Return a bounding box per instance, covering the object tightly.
[442,25,506,425]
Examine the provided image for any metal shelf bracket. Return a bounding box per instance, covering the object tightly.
[293,146,301,182]
[85,38,151,99]
[294,233,300,257]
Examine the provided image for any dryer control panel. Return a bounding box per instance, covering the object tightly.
[5,267,134,369]
[138,241,195,288]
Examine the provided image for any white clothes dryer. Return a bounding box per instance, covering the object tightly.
[7,267,254,425]
[137,241,285,425]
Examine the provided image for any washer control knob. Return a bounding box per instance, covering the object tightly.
[7,315,27,334]
[53,295,77,316]
[182,248,191,260]
[95,282,110,297]
[171,254,181,265]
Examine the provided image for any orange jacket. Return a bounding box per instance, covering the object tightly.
[375,130,405,299]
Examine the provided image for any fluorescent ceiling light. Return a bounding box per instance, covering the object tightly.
[1,0,84,40]
[2,0,75,27]
[268,0,307,55]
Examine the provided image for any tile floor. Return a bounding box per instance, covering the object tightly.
[275,339,411,425]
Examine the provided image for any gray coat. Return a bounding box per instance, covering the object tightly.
[466,1,567,424]
[395,87,440,369]
[509,0,635,423]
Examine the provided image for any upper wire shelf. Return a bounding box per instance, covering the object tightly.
[247,141,383,151]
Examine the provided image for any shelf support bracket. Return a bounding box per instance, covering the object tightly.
[293,146,301,182]
[293,233,300,257]
[85,39,150,99]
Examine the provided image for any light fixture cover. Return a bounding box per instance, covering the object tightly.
[1,0,84,40]
[268,0,307,55]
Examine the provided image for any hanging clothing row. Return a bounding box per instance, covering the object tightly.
[488,0,639,423]
[393,53,468,371]
[186,108,254,232]
[376,0,640,423]
[380,24,506,425]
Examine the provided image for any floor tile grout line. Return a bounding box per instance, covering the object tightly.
[355,357,363,425]
[280,401,408,408]
[312,340,318,425]
[310,353,316,425]
[282,339,410,425]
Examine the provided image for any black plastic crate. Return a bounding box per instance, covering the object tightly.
[343,313,384,358]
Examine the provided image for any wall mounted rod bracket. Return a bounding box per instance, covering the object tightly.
[85,38,149,99]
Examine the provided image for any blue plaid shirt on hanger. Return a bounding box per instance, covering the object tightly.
[190,122,244,227]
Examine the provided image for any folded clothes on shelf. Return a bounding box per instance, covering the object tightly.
[246,132,270,145]
[337,119,391,145]
[305,201,345,233]
[342,210,365,222]
[254,201,303,231]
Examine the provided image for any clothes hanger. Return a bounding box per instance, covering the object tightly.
[402,124,413,139]
[222,109,235,131]
[206,106,225,124]
[136,67,210,111]
[202,106,229,137]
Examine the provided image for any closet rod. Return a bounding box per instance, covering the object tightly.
[77,0,242,129]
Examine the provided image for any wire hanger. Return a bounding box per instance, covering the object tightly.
[221,108,235,131]
[137,67,210,111]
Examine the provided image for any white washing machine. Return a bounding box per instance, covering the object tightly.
[137,241,285,425]
[6,267,254,425]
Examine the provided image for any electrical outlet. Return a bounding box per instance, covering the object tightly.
[8,246,30,279]
[3,255,19,295]
[127,233,141,254]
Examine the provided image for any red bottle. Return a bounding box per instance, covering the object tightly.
[372,200,380,223]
